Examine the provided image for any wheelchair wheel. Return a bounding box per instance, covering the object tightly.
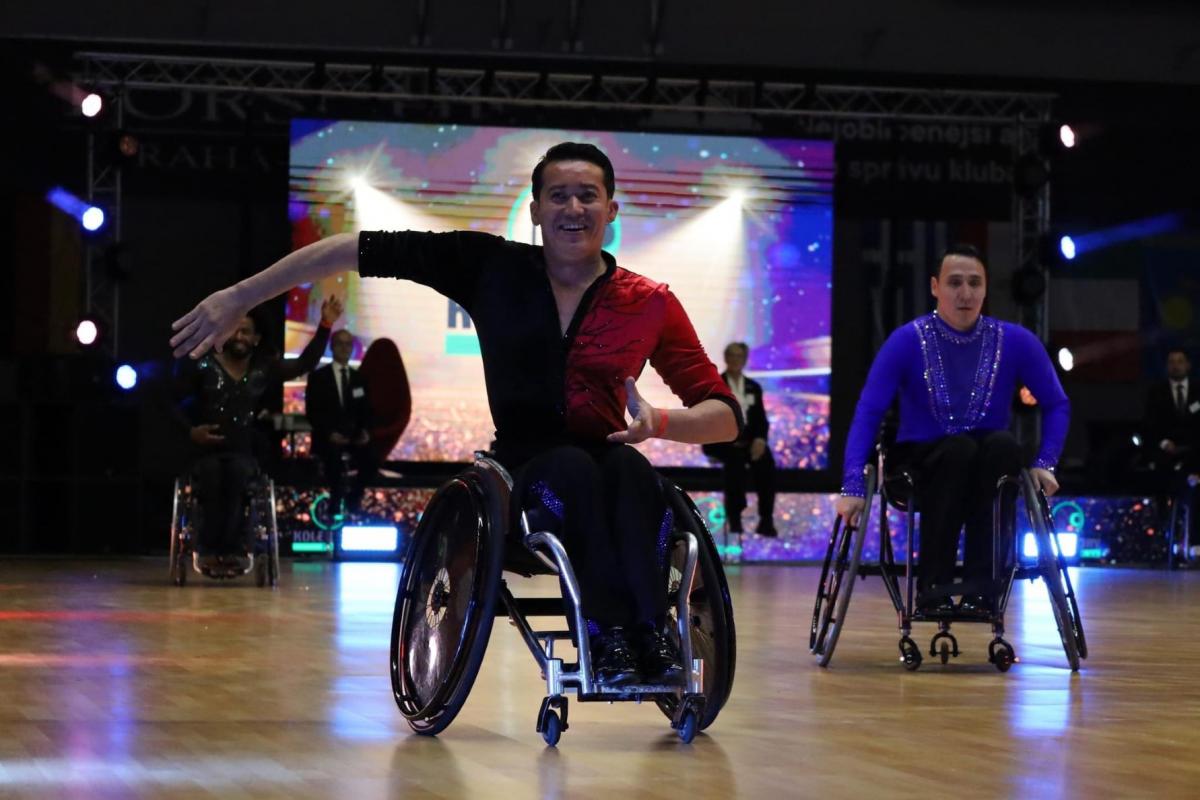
[1021,471,1083,672]
[811,467,875,667]
[656,484,736,732]
[168,478,190,587]
[390,463,507,736]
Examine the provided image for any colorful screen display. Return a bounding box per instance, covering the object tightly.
[285,120,833,467]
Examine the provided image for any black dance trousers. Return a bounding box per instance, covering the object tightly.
[706,442,776,529]
[316,443,379,514]
[513,444,668,629]
[191,452,258,555]
[890,430,1023,594]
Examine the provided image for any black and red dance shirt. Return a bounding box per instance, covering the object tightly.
[357,231,742,466]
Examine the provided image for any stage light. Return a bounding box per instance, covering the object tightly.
[81,92,103,118]
[115,364,138,390]
[340,525,398,552]
[728,188,747,206]
[46,186,107,233]
[81,206,106,232]
[75,318,100,347]
[1059,124,1077,149]
[1131,434,1142,447]
[1057,347,1075,372]
[349,174,369,192]
[1023,531,1078,560]
[1059,235,1077,261]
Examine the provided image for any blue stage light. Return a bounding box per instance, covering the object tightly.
[1059,236,1077,261]
[81,206,106,232]
[115,364,138,390]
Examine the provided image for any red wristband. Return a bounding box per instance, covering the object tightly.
[655,408,669,438]
[318,318,332,329]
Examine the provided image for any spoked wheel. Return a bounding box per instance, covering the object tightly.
[168,478,190,587]
[1020,471,1083,672]
[390,465,507,735]
[657,484,736,733]
[811,467,875,667]
[1033,485,1088,661]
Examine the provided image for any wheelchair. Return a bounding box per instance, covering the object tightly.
[389,453,736,746]
[168,470,282,588]
[810,453,1087,672]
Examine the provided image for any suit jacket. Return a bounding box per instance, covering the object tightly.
[1145,378,1200,452]
[306,363,372,456]
[703,372,769,456]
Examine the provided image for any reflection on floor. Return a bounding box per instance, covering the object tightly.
[0,560,1197,798]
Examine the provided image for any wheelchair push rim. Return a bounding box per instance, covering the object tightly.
[811,466,875,667]
[656,485,737,732]
[1020,470,1084,672]
[390,467,506,735]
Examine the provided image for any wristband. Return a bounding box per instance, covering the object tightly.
[655,408,669,438]
[318,318,332,329]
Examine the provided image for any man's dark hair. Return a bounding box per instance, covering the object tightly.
[531,142,616,200]
[724,341,750,357]
[1167,347,1190,361]
[933,243,988,279]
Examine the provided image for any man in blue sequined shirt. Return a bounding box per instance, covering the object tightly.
[836,244,1069,616]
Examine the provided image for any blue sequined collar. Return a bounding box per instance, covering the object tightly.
[913,313,1004,434]
[931,310,987,344]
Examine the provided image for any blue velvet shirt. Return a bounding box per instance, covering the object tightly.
[841,312,1069,496]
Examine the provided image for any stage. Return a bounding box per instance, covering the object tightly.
[0,560,1197,798]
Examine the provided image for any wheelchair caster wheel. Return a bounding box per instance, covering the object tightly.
[939,640,950,665]
[677,709,698,744]
[989,638,1016,673]
[541,710,562,747]
[899,636,922,671]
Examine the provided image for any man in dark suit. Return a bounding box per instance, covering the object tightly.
[702,342,778,536]
[1145,348,1200,471]
[1144,348,1200,561]
[306,329,378,517]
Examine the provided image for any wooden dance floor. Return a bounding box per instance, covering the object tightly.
[1,559,1197,798]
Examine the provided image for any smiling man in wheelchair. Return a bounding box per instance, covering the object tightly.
[172,299,341,572]
[170,143,743,691]
[836,244,1070,619]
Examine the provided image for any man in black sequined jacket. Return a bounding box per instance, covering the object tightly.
[172,297,340,566]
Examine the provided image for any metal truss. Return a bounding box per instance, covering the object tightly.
[77,52,1053,124]
[76,51,1052,360]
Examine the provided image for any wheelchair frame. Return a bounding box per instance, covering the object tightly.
[811,461,1087,672]
[389,454,735,746]
[168,473,281,588]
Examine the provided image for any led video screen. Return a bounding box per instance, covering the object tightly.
[285,120,833,467]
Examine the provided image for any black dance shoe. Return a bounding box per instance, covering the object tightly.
[590,627,640,687]
[634,627,684,684]
[756,522,779,538]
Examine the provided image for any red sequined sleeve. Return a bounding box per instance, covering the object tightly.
[649,288,745,436]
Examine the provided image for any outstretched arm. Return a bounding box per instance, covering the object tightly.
[171,233,358,359]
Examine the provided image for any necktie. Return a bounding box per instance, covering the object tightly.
[340,367,351,408]
[1177,383,1186,416]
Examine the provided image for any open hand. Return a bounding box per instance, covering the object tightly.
[606,377,661,444]
[170,286,248,359]
[321,295,344,325]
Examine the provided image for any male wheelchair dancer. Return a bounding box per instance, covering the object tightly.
[169,299,341,584]
[814,245,1085,671]
[170,143,742,742]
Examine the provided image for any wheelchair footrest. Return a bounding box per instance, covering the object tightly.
[577,683,686,701]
